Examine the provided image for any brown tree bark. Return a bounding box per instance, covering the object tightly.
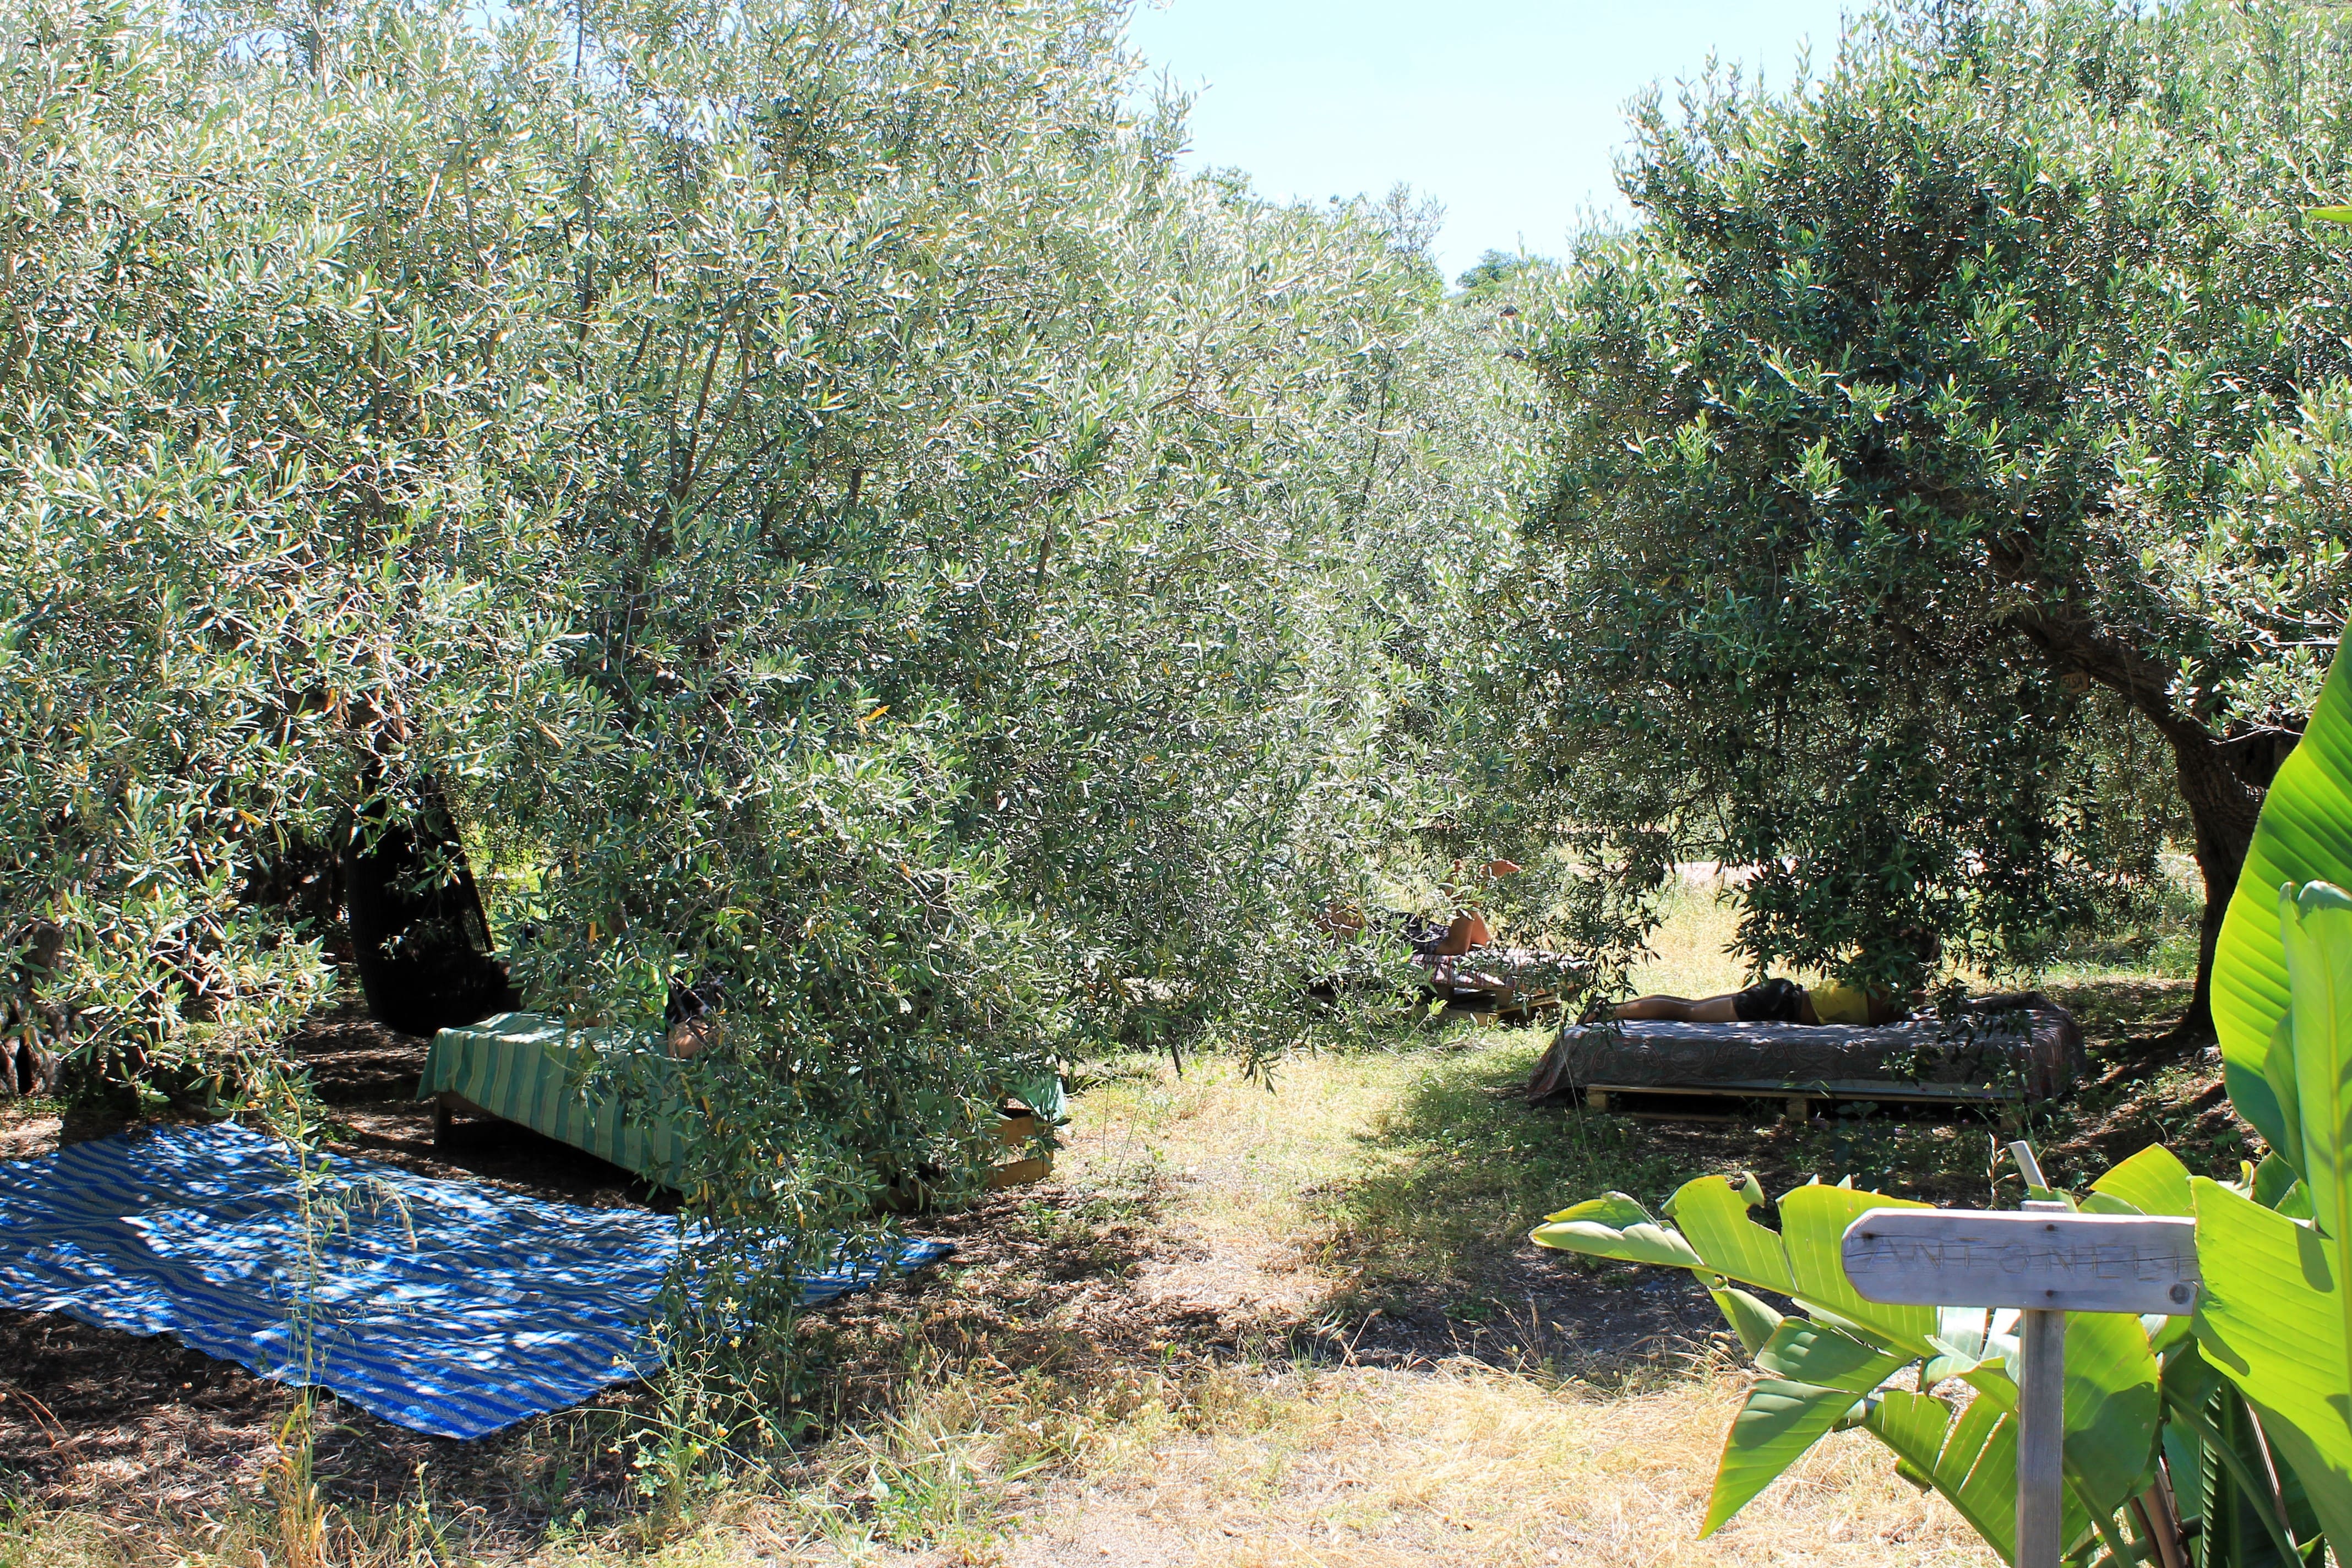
[342,781,514,1037]
[2007,596,2282,1042]
[2164,730,2267,1041]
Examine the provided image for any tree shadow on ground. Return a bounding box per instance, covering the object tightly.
[0,1010,1255,1556]
[1288,1027,2146,1374]
[1293,1034,1738,1377]
[2044,977,2195,1049]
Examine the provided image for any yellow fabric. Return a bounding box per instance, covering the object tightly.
[1807,983,1874,1025]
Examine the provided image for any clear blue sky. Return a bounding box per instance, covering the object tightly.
[1123,0,1855,284]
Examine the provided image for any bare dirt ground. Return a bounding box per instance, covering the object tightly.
[0,976,2241,1566]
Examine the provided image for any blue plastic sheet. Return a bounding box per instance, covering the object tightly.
[0,1122,952,1439]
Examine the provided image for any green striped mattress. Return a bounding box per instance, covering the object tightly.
[419,1011,690,1185]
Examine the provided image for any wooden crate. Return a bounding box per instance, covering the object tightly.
[989,1106,1053,1188]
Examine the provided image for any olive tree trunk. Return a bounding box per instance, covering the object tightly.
[2167,732,2265,1041]
[341,783,513,1037]
[2017,608,2285,1044]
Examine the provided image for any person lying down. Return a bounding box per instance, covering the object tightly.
[1603,928,1950,1029]
[1605,976,1904,1028]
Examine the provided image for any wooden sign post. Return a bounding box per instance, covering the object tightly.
[1840,1189,2198,1568]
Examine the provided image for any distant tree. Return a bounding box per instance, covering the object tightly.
[1455,247,1553,299]
[1506,0,2352,1033]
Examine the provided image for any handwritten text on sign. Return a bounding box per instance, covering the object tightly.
[1839,1209,2200,1314]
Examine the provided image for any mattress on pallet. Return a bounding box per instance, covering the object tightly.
[422,1014,1070,1193]
[1523,1002,2083,1106]
[420,1012,692,1185]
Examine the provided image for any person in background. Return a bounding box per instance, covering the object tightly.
[665,973,729,1057]
[1605,975,1901,1026]
[1603,931,1941,1027]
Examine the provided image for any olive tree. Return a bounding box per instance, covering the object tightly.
[0,0,1494,1415]
[1505,0,2352,1029]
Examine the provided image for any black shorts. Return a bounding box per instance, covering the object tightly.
[1733,977,1806,1023]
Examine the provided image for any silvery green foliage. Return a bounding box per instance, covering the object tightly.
[1500,0,2352,1015]
[0,0,1497,1398]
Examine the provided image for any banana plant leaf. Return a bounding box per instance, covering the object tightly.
[2192,873,2352,1561]
[2191,1174,2352,1551]
[1669,1173,1803,1297]
[1704,1375,1889,1534]
[2082,1147,2205,1354]
[2089,1142,2195,1217]
[2279,883,2352,1245]
[1710,1284,1784,1355]
[2054,1311,2165,1506]
[2164,1340,2316,1567]
[1530,1190,1704,1267]
[1866,1388,2095,1562]
[2212,640,2352,1157]
[1778,1182,1942,1350]
[1532,1170,2165,1536]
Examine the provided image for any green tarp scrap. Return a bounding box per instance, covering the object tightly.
[421,1012,1068,1186]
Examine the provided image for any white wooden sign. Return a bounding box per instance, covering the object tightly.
[1840,1199,2202,1568]
[1841,1208,2200,1315]
[1838,1149,2205,1568]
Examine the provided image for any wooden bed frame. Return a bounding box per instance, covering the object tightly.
[1581,1078,2018,1123]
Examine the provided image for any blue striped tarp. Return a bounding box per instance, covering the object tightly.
[0,1121,953,1439]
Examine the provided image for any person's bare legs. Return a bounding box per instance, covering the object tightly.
[1609,992,1744,1023]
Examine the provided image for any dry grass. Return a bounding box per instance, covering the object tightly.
[1625,879,1761,1000]
[6,891,2022,1567]
[743,1032,1997,1566]
[992,1362,1991,1567]
[693,1333,1995,1567]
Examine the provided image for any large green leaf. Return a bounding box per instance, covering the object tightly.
[1865,1390,2095,1567]
[1529,1190,1705,1267]
[1709,1285,1784,1356]
[1940,1309,2161,1512]
[1866,1389,2023,1562]
[1752,1318,1908,1390]
[2199,879,2352,1560]
[1534,1169,2164,1543]
[1778,1182,1940,1353]
[1542,1191,1657,1228]
[2279,882,2352,1248]
[2253,1153,2313,1219]
[1773,1178,2162,1512]
[2213,640,2352,1152]
[2248,1411,2346,1567]
[2055,1310,2163,1506]
[2163,1341,2310,1567]
[1670,1174,1799,1296]
[1702,1376,1891,1536]
[2088,1142,2195,1217]
[2190,1175,2352,1553]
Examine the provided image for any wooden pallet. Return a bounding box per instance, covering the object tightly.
[430,1088,500,1148]
[1496,989,1562,1025]
[1582,1079,2019,1123]
[989,1108,1053,1188]
[1434,989,1563,1027]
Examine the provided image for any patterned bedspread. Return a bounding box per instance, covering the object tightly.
[1523,1006,2084,1104]
[0,1121,952,1439]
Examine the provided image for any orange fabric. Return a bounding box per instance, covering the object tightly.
[1435,912,1491,956]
